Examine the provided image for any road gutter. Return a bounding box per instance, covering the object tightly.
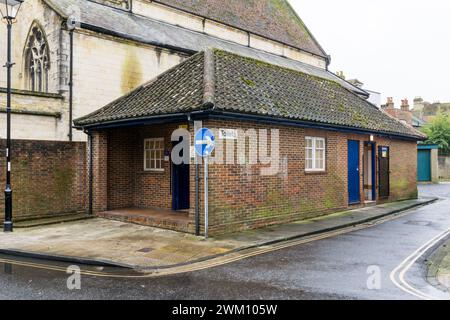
[0,197,439,273]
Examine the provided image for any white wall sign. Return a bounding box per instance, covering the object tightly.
[219,128,238,140]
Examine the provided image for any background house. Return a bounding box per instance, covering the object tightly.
[380,97,440,183]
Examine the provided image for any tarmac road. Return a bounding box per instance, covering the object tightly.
[0,184,449,300]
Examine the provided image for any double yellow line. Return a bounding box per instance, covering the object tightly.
[0,209,412,279]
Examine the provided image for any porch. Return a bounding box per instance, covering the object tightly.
[91,123,196,234]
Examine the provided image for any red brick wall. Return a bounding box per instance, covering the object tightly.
[91,120,418,235]
[201,120,418,235]
[92,131,108,213]
[95,124,189,212]
[0,139,87,222]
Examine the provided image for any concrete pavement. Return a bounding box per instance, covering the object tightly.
[0,197,436,270]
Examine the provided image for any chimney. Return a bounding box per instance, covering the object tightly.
[401,99,410,111]
[383,97,394,110]
[336,71,345,80]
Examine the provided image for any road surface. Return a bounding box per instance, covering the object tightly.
[0,184,449,300]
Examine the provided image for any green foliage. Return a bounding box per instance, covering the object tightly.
[421,114,450,150]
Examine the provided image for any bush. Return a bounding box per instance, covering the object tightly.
[421,114,450,151]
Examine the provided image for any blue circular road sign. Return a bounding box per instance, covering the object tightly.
[195,128,216,157]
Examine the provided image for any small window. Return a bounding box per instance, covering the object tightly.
[305,137,326,172]
[144,138,164,171]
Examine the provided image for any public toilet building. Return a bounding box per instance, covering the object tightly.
[74,49,426,236]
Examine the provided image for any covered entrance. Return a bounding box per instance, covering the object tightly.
[90,124,194,233]
[363,142,376,202]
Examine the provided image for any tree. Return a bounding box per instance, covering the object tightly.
[421,114,450,151]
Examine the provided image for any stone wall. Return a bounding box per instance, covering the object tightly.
[0,139,87,222]
[0,0,328,143]
[439,155,450,180]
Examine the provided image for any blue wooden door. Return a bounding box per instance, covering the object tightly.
[348,140,360,204]
[417,150,431,182]
[172,139,190,210]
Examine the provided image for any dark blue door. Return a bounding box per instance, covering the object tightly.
[172,139,190,211]
[348,140,360,204]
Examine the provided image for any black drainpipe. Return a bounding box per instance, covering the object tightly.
[68,29,74,141]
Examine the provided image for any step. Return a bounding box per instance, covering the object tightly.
[2,213,95,229]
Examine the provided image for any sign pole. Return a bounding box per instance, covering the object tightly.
[204,156,209,239]
[194,127,215,240]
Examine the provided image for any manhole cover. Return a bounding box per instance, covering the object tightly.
[137,247,154,253]
[405,220,432,226]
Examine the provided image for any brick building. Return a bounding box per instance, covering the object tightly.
[0,0,427,230]
[74,50,426,235]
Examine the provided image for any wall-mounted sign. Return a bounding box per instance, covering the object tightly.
[179,124,188,130]
[381,147,388,158]
[219,128,238,140]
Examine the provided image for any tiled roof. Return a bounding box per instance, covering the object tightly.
[74,49,425,140]
[44,0,366,96]
[154,0,327,57]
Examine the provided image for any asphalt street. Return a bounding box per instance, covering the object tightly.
[0,183,449,300]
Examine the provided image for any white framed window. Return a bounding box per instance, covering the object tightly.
[144,138,165,171]
[305,137,326,172]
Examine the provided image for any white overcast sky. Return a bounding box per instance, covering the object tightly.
[290,0,450,105]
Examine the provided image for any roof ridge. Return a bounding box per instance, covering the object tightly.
[203,48,215,109]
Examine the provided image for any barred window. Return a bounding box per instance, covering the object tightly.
[144,138,164,171]
[305,137,326,171]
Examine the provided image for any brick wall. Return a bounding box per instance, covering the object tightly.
[91,120,418,236]
[94,124,188,211]
[0,139,87,222]
[202,120,418,235]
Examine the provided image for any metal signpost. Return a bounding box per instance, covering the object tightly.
[194,128,215,239]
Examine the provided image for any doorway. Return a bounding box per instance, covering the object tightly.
[417,149,431,182]
[363,142,376,202]
[378,146,390,199]
[348,140,361,204]
[172,138,190,211]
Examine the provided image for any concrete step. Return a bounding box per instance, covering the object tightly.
[3,213,95,229]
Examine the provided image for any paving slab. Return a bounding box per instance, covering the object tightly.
[0,197,437,270]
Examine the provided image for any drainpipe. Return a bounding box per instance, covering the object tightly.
[68,29,74,141]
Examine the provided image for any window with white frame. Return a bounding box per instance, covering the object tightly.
[305,137,326,171]
[144,138,164,171]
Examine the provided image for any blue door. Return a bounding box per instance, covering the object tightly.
[348,140,360,204]
[172,139,190,210]
[417,149,431,182]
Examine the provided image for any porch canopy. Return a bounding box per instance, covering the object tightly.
[74,48,425,141]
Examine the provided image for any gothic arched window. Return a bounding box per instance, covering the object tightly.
[24,24,50,93]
